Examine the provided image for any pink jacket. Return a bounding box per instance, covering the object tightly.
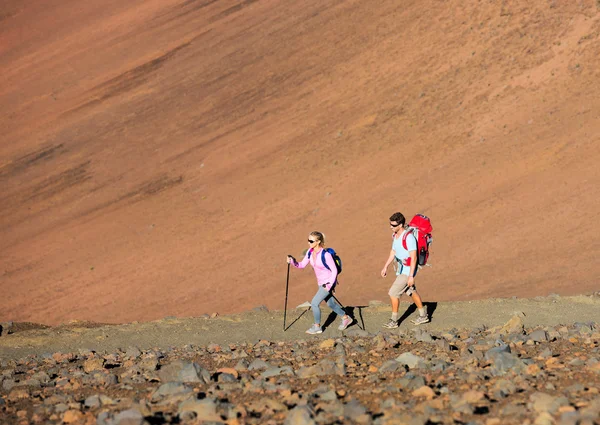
[293,248,338,291]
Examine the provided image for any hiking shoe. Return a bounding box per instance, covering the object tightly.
[382,319,399,329]
[338,316,353,331]
[305,324,323,335]
[411,315,430,325]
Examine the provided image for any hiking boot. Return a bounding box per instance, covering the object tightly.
[305,324,323,335]
[338,316,353,331]
[411,315,430,325]
[382,319,399,329]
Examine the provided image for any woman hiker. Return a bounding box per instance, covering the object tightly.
[287,231,353,334]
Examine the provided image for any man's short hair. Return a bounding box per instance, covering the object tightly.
[389,212,406,226]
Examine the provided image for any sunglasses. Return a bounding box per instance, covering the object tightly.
[390,223,401,228]
[308,239,316,243]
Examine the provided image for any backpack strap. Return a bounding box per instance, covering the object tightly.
[308,248,333,271]
[402,229,412,250]
[322,249,331,272]
[400,230,416,267]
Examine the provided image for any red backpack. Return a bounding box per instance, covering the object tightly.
[401,214,433,267]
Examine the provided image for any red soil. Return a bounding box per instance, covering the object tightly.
[1,0,599,325]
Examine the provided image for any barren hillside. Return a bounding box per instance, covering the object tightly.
[1,0,599,325]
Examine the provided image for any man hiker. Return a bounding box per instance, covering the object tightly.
[380,212,429,328]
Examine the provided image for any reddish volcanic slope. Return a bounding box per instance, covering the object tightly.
[1,0,599,325]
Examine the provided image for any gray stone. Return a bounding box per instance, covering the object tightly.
[31,371,50,384]
[379,360,402,373]
[284,406,316,425]
[372,334,387,349]
[138,355,158,371]
[54,403,69,413]
[296,357,345,378]
[113,408,144,425]
[529,329,548,342]
[100,395,117,406]
[158,360,210,383]
[151,382,192,401]
[248,359,270,370]
[319,390,337,401]
[535,412,555,425]
[558,411,580,425]
[43,394,69,406]
[335,343,347,356]
[579,398,600,420]
[396,375,426,390]
[125,347,142,359]
[565,383,585,394]
[234,359,249,371]
[485,343,511,357]
[97,411,112,425]
[485,346,525,376]
[413,329,434,343]
[375,411,426,425]
[334,354,347,376]
[436,338,452,351]
[2,379,15,391]
[575,323,593,335]
[430,360,451,372]
[0,322,13,336]
[529,392,570,414]
[462,347,484,361]
[217,372,237,383]
[247,397,287,413]
[99,372,118,386]
[231,349,248,359]
[395,352,426,369]
[569,358,585,366]
[317,400,345,417]
[449,395,474,415]
[261,366,294,378]
[84,395,101,409]
[23,378,41,388]
[547,329,561,340]
[323,358,345,376]
[343,400,367,420]
[207,343,221,353]
[178,398,221,421]
[492,379,517,398]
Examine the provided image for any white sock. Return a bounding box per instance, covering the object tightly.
[418,307,426,317]
[391,313,399,321]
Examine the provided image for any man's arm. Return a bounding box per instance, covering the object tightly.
[407,250,417,286]
[381,249,396,277]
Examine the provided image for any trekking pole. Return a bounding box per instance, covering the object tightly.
[283,260,291,331]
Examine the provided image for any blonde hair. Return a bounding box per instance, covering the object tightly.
[310,231,325,247]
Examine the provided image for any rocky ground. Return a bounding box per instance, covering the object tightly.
[1,295,600,425]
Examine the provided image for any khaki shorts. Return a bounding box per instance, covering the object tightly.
[388,274,417,298]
